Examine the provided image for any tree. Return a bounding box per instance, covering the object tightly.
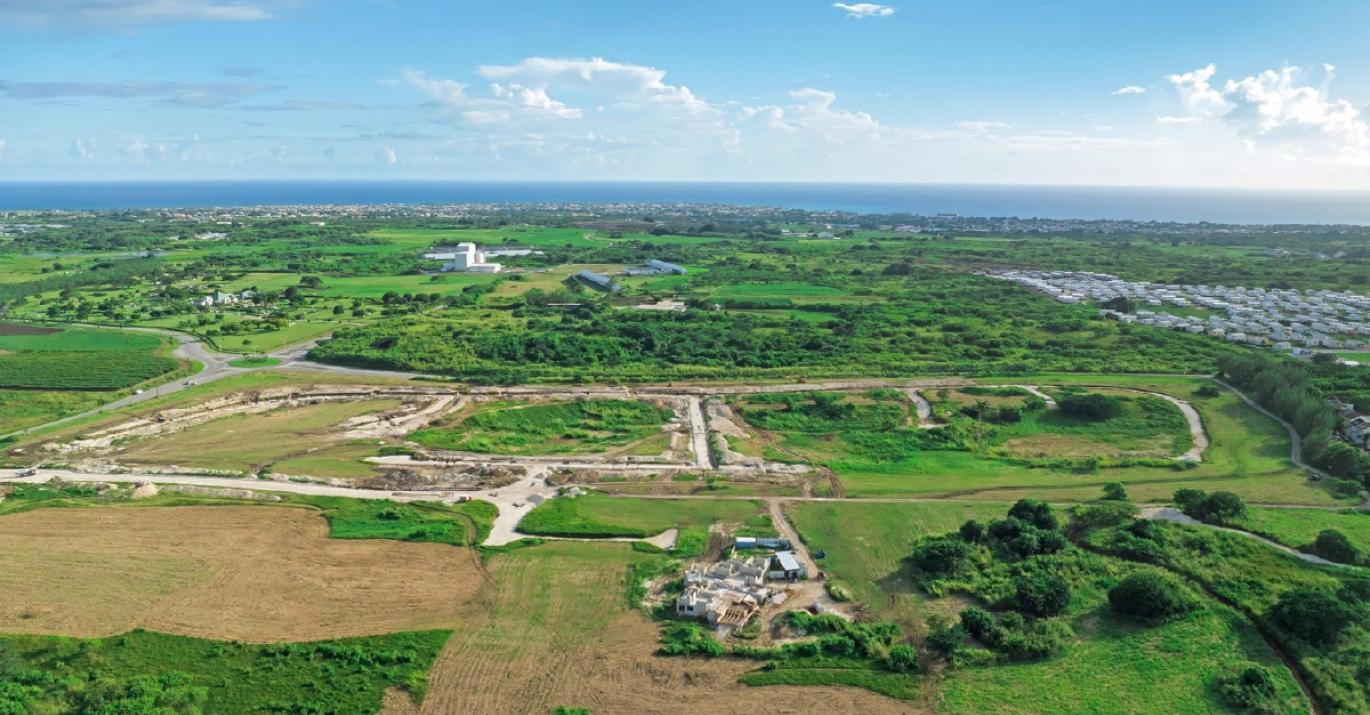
[1108,571,1195,621]
[959,519,988,543]
[1102,482,1129,501]
[912,537,972,576]
[1058,393,1124,421]
[1008,499,1059,531]
[1269,587,1354,646]
[1014,573,1071,618]
[1306,529,1360,565]
[1174,489,1247,526]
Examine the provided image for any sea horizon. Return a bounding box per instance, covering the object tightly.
[3,180,1370,225]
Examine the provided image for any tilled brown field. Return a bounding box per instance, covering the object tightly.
[0,506,487,642]
[408,542,921,715]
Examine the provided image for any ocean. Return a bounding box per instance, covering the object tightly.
[2,180,1370,225]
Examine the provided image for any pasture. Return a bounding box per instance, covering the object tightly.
[410,398,674,455]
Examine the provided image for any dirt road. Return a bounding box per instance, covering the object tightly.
[686,396,713,468]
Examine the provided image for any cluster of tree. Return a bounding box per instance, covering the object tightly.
[1218,353,1370,486]
[1173,488,1248,527]
[917,501,1080,664]
[313,269,1233,382]
[1058,393,1124,421]
[0,257,165,312]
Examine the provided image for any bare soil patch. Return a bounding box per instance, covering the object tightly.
[1001,432,1173,459]
[0,506,485,642]
[0,323,59,337]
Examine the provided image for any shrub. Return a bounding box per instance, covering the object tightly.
[657,623,723,657]
[1008,499,1060,531]
[1268,587,1355,647]
[912,536,972,576]
[1304,529,1361,565]
[1108,571,1196,621]
[824,580,854,602]
[960,607,1001,646]
[1059,393,1124,421]
[959,519,987,543]
[885,644,919,673]
[1213,664,1278,711]
[1014,573,1071,618]
[1173,489,1247,526]
[1102,482,1129,501]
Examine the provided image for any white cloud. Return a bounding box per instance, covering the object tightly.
[477,57,713,116]
[833,3,895,19]
[489,82,582,119]
[122,135,151,163]
[739,88,902,145]
[1167,64,1230,117]
[1111,85,1146,96]
[403,69,470,106]
[68,138,94,160]
[1161,63,1370,165]
[0,79,274,108]
[376,145,397,165]
[955,120,1015,134]
[0,0,274,25]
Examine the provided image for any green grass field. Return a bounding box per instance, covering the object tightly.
[828,376,1332,506]
[0,389,107,435]
[1241,507,1370,553]
[227,356,281,368]
[411,398,673,455]
[518,493,767,538]
[0,325,163,352]
[317,496,497,546]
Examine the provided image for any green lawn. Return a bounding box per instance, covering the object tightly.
[227,356,282,368]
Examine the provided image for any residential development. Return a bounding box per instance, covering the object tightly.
[994,270,1370,352]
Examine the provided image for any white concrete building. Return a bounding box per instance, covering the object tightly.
[425,243,503,273]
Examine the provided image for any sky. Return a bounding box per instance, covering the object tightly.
[2,0,1370,189]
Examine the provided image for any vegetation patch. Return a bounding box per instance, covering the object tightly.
[0,628,449,714]
[517,493,765,539]
[410,398,673,455]
[317,497,497,546]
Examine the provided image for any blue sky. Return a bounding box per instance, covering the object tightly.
[3,0,1370,188]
